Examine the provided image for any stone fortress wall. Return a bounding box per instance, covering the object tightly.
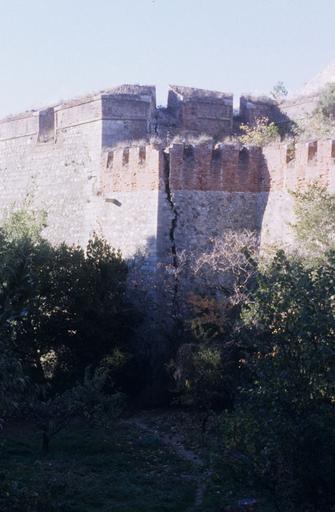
[0,80,334,286]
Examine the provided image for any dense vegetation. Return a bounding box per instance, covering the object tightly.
[0,185,334,511]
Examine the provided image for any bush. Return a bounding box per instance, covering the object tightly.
[0,210,136,392]
[170,232,258,413]
[239,117,279,146]
[292,182,335,255]
[0,478,61,512]
[297,84,335,139]
[316,82,335,120]
[218,250,335,511]
[22,368,124,455]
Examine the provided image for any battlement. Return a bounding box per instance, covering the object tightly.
[168,142,263,192]
[100,138,335,197]
[101,144,163,194]
[263,139,335,192]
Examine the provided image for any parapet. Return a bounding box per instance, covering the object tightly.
[263,138,335,192]
[0,111,38,141]
[101,143,163,194]
[168,141,264,192]
[0,85,157,147]
[100,136,335,196]
[168,85,233,101]
[167,138,335,194]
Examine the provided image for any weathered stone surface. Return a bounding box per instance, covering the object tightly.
[167,85,233,139]
[0,82,334,304]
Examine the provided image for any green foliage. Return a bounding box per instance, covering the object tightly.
[2,209,47,244]
[0,349,30,425]
[23,368,124,454]
[270,81,288,101]
[298,84,335,138]
[292,182,335,255]
[298,110,335,139]
[239,117,279,146]
[0,209,135,391]
[219,250,335,511]
[171,233,258,412]
[316,82,335,120]
[0,480,59,512]
[0,423,196,512]
[171,343,225,410]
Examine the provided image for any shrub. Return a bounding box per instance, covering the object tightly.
[291,182,335,255]
[297,84,335,139]
[170,232,258,413]
[23,368,124,455]
[218,250,335,511]
[239,117,279,146]
[0,210,136,392]
[316,82,335,120]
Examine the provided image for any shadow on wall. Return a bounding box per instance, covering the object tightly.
[121,142,271,404]
[239,96,298,138]
[156,141,271,277]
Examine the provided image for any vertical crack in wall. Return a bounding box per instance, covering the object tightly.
[163,150,179,312]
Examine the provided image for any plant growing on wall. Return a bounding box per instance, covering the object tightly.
[270,81,288,101]
[239,117,279,146]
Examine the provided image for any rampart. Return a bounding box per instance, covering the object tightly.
[0,82,334,296]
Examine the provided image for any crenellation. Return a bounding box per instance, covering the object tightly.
[101,143,162,194]
[262,140,335,194]
[122,147,130,166]
[307,140,318,162]
[38,108,55,143]
[139,145,146,164]
[0,78,335,300]
[167,142,266,193]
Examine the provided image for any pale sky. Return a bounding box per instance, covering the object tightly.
[0,0,335,117]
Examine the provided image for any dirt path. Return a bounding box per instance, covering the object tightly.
[127,417,212,511]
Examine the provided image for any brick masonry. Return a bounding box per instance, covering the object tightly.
[0,84,334,305]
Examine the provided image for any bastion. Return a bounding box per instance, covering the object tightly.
[0,81,334,299]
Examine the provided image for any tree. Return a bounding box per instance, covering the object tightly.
[171,232,258,415]
[0,209,136,392]
[24,368,124,455]
[270,81,288,101]
[316,82,335,120]
[291,182,335,256]
[219,250,335,511]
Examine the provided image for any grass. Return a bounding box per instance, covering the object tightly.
[0,421,196,512]
[0,413,275,511]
